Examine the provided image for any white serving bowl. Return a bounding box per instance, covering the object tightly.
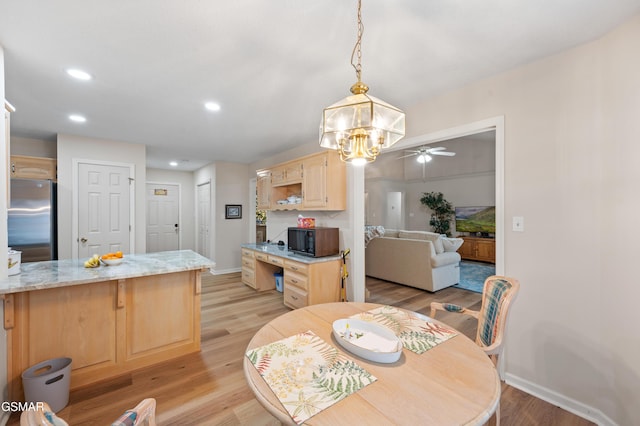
[332,318,403,363]
[101,257,123,266]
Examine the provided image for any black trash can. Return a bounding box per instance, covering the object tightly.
[22,357,72,413]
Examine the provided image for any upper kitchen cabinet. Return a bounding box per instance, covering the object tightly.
[271,161,303,187]
[256,171,271,210]
[10,155,57,181]
[302,151,346,210]
[257,151,346,211]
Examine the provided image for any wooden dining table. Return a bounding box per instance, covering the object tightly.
[243,302,500,425]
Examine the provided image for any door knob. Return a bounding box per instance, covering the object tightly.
[80,237,88,243]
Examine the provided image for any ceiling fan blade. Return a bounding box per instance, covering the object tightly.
[396,153,417,159]
[431,151,456,156]
[427,147,446,152]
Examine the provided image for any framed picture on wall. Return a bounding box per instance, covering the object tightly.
[225,204,242,219]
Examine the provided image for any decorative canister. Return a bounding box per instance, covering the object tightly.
[8,249,21,276]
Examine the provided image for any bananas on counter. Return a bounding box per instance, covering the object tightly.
[84,254,101,268]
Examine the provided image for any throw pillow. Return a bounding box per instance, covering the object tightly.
[442,237,464,252]
[433,236,445,254]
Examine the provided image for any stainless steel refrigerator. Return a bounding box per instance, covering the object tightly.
[8,178,57,262]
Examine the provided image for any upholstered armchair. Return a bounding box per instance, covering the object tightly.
[430,275,520,367]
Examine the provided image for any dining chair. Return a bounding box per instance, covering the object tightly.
[111,398,157,426]
[430,275,520,367]
[431,275,519,426]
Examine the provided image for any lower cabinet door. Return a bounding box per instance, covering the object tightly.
[284,284,308,309]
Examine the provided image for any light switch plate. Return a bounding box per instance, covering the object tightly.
[513,216,524,232]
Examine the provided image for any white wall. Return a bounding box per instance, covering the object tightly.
[10,136,56,158]
[56,134,147,258]
[399,14,640,425]
[405,173,495,232]
[214,162,249,273]
[146,168,196,251]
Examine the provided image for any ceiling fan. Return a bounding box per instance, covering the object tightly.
[398,146,456,180]
[398,146,456,163]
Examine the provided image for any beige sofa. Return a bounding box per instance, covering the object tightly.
[365,230,462,292]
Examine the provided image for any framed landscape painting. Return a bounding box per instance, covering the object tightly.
[225,204,242,219]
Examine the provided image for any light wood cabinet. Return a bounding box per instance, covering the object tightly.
[283,257,341,309]
[271,161,303,187]
[301,151,346,210]
[241,248,257,289]
[459,237,496,263]
[10,155,57,181]
[256,172,271,210]
[256,151,346,211]
[6,270,202,399]
[241,246,341,308]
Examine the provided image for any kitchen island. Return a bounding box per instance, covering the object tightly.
[0,250,214,401]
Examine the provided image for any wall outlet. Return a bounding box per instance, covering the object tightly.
[512,216,524,232]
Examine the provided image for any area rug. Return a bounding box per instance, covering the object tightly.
[454,261,495,293]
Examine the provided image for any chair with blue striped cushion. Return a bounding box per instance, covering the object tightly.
[431,276,519,426]
[430,275,520,367]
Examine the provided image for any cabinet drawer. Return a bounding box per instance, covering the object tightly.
[284,259,308,275]
[255,252,268,262]
[241,248,255,258]
[268,255,284,267]
[241,256,255,269]
[284,284,308,309]
[242,267,256,288]
[284,270,308,291]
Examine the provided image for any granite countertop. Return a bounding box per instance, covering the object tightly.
[242,243,342,264]
[0,250,215,295]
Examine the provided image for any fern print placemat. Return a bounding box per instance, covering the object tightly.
[246,330,377,424]
[351,305,458,354]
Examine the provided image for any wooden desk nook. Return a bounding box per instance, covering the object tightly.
[241,243,342,309]
[244,302,500,425]
[0,250,213,401]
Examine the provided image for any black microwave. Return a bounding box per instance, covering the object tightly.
[288,227,339,257]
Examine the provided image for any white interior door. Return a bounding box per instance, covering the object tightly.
[146,183,180,253]
[77,162,132,257]
[386,191,403,230]
[196,182,211,258]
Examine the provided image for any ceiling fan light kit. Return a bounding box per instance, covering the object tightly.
[319,0,405,165]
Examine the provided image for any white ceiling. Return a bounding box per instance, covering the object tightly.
[1,0,639,171]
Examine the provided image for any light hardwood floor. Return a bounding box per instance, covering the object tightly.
[8,273,594,425]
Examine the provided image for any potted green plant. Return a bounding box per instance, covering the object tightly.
[419,192,454,236]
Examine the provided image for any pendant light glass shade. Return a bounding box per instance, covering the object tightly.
[319,0,405,165]
[320,84,405,164]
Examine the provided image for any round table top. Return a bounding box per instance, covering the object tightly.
[243,302,500,425]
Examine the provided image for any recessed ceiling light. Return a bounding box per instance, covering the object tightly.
[69,114,87,123]
[204,102,221,112]
[169,161,179,167]
[66,68,92,81]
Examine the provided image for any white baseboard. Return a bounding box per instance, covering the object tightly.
[210,267,241,275]
[505,373,616,426]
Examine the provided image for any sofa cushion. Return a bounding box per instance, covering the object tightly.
[384,229,399,238]
[398,231,444,254]
[431,251,461,268]
[442,237,464,252]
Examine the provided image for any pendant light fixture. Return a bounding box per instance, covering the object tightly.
[319,0,405,165]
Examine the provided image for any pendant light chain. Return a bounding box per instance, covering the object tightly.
[350,0,364,82]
